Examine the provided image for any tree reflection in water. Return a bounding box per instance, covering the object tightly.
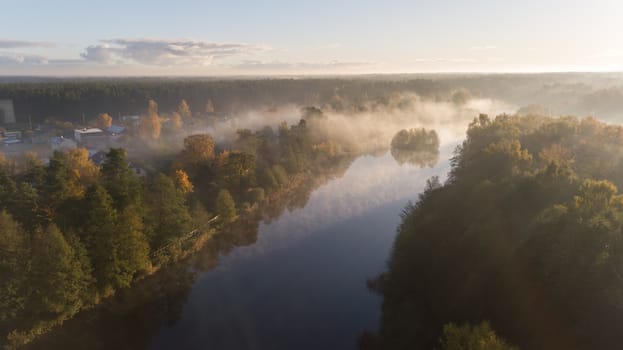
[390,128,440,167]
[24,142,377,350]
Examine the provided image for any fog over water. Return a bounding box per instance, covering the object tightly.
[147,126,462,350]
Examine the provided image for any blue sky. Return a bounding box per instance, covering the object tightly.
[1,0,622,75]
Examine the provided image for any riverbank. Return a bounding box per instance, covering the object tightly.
[6,159,351,350]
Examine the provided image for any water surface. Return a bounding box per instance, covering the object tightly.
[28,135,458,350]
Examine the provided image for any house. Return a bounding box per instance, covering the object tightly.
[106,125,126,135]
[89,150,108,166]
[50,136,77,151]
[74,128,107,148]
[2,131,22,145]
[0,100,16,124]
[106,125,126,142]
[74,128,104,142]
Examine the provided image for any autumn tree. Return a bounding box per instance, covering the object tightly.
[178,99,192,120]
[215,151,256,197]
[64,148,99,198]
[173,169,194,195]
[176,134,215,173]
[94,113,113,130]
[170,112,183,130]
[139,99,161,140]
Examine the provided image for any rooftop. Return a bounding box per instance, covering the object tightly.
[74,128,103,134]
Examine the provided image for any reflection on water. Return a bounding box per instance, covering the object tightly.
[27,132,457,350]
[390,128,440,167]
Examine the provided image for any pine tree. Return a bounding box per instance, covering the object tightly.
[30,224,92,317]
[215,189,236,223]
[143,174,193,249]
[80,185,119,293]
[0,211,30,323]
[114,206,151,287]
[101,148,140,210]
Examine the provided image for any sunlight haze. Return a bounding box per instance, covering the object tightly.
[2,0,622,75]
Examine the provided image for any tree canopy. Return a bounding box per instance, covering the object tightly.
[368,115,623,350]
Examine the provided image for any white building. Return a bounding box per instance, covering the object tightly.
[0,100,16,124]
[74,128,104,142]
[74,128,107,148]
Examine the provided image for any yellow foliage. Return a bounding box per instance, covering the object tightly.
[65,148,99,198]
[170,112,183,129]
[539,143,573,165]
[139,100,161,140]
[174,169,194,194]
[181,134,215,165]
[178,99,191,120]
[94,113,113,130]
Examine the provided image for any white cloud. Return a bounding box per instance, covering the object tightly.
[81,39,268,66]
[0,52,48,65]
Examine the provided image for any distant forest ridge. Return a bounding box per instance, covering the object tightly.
[2,74,623,124]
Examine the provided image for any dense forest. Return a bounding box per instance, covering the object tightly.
[364,114,623,349]
[0,105,371,349]
[2,74,623,124]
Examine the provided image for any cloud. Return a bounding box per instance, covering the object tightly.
[81,39,267,66]
[0,39,53,49]
[0,52,48,65]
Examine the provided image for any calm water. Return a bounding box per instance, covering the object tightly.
[28,134,458,350]
[149,142,455,350]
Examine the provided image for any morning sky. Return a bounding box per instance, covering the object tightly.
[2,0,622,75]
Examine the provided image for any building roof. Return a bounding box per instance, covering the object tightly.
[75,128,104,134]
[106,125,126,134]
[89,150,107,166]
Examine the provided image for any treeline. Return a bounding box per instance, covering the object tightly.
[366,114,623,349]
[0,106,360,348]
[3,74,623,125]
[20,114,364,350]
[0,147,206,348]
[0,78,451,124]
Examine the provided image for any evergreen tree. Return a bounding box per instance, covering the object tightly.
[114,206,151,286]
[101,148,140,210]
[215,189,236,223]
[11,181,40,231]
[41,152,71,220]
[30,224,92,317]
[0,211,30,324]
[143,174,193,248]
[80,185,119,293]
